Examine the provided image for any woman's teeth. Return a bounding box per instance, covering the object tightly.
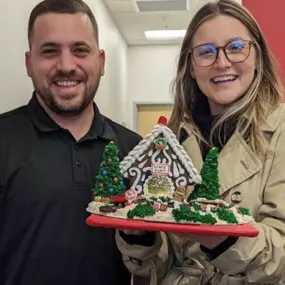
[212,75,237,83]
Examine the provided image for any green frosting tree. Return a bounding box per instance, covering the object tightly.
[189,147,220,200]
[92,141,126,198]
[127,201,155,219]
[172,205,217,224]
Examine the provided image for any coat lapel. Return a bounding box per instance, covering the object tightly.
[218,103,285,195]
[180,124,204,174]
[181,124,262,197]
[218,132,262,195]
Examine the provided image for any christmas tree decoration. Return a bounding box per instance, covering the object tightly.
[92,141,126,198]
[217,207,238,224]
[172,204,217,224]
[189,147,220,201]
[127,200,155,219]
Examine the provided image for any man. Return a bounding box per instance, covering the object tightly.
[0,0,141,284]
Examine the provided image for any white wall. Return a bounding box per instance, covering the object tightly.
[127,45,181,130]
[0,0,127,124]
[0,0,181,129]
[0,1,37,112]
[85,0,128,124]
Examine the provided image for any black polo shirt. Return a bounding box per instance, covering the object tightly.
[0,94,141,285]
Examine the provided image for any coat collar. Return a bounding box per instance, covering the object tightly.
[180,103,285,195]
[260,103,285,132]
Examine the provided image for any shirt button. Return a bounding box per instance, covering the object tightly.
[74,145,79,150]
[76,160,82,166]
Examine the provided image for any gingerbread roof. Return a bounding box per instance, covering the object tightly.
[120,118,202,184]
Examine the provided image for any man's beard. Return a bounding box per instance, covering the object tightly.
[33,75,101,116]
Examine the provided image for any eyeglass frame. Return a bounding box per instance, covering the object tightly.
[189,39,255,67]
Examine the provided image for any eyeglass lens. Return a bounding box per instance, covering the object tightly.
[192,39,251,67]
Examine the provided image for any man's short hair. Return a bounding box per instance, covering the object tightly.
[28,0,99,47]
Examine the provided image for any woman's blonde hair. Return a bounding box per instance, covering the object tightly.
[168,0,284,155]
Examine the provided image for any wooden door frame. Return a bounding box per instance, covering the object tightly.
[133,101,173,132]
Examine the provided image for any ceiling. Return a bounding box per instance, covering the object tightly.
[101,0,242,46]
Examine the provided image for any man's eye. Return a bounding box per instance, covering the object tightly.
[42,49,57,54]
[74,48,89,54]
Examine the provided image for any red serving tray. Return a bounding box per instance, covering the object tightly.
[86,214,259,237]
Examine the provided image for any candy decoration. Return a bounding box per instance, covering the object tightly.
[125,189,137,204]
[157,116,167,125]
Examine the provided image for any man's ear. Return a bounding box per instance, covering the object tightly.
[25,51,32,78]
[99,49,106,76]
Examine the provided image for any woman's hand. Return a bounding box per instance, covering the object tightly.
[121,229,148,236]
[177,233,227,249]
[118,230,156,246]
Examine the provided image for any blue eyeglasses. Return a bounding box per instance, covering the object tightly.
[190,39,254,67]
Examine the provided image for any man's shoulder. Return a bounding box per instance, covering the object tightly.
[0,106,30,151]
[104,116,142,142]
[103,116,142,156]
[105,117,141,140]
[0,105,29,126]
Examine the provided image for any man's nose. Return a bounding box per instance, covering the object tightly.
[56,51,76,72]
[214,49,231,69]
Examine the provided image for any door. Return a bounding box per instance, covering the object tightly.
[136,104,173,137]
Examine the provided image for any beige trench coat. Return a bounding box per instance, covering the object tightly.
[116,103,285,285]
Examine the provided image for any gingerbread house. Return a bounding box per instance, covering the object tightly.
[119,116,201,198]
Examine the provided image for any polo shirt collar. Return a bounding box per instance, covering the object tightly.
[27,92,115,140]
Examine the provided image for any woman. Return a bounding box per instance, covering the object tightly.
[116,0,285,284]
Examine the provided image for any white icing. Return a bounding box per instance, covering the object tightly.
[138,159,148,169]
[151,149,161,164]
[206,204,215,213]
[162,145,172,164]
[129,167,143,194]
[119,124,201,184]
[138,153,147,162]
[171,153,177,159]
[174,203,180,209]
[86,200,254,226]
[178,164,185,175]
[175,177,187,188]
[230,207,238,214]
[142,166,152,172]
[173,162,179,178]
